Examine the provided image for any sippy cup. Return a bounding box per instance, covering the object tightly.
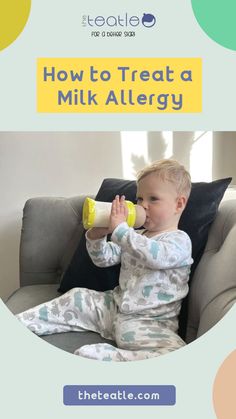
[82,197,146,229]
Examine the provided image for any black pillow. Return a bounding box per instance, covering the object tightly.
[58,178,136,294]
[58,177,232,337]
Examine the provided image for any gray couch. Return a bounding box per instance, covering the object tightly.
[6,194,236,353]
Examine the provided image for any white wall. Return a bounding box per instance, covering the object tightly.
[212,132,236,183]
[0,132,123,301]
[1,131,236,301]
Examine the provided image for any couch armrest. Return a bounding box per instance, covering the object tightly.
[186,199,236,342]
[20,195,92,286]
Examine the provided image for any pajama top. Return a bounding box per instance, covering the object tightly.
[86,222,193,319]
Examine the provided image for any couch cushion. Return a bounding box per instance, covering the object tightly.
[41,331,114,354]
[6,284,113,353]
[186,199,236,343]
[6,284,61,314]
[59,177,231,338]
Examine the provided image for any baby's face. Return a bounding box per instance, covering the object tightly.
[136,173,184,234]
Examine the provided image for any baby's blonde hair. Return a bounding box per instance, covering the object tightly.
[137,159,192,199]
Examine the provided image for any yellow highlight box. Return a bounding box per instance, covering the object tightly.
[37,58,202,113]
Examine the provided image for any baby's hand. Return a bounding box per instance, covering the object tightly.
[109,195,128,232]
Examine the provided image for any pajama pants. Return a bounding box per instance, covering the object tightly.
[16,287,185,362]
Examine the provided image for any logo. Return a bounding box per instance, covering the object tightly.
[82,13,157,29]
[142,13,156,28]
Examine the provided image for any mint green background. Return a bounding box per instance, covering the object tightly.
[2,298,236,418]
[1,1,236,418]
[192,0,236,51]
[0,0,236,130]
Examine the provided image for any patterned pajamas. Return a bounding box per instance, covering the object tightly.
[16,287,185,361]
[16,222,193,361]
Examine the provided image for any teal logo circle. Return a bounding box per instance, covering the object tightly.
[191,0,236,51]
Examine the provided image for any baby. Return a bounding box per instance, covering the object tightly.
[16,159,193,361]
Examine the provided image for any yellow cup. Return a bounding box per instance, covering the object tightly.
[82,197,146,230]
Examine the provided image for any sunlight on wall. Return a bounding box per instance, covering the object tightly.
[121,131,213,181]
[121,131,149,179]
[121,131,174,179]
[162,131,173,158]
[190,131,213,182]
